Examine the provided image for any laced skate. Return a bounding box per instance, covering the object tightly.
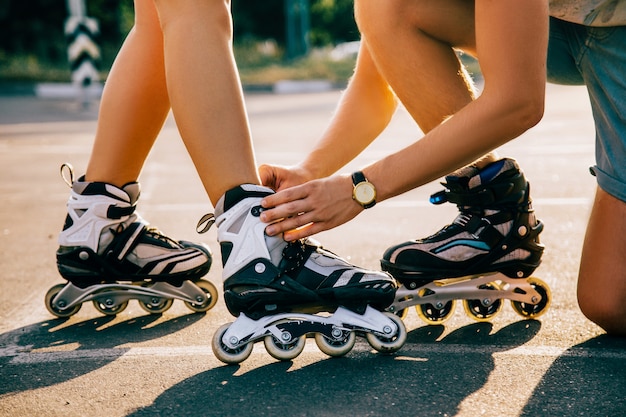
[45,164,218,318]
[381,158,551,323]
[203,184,406,364]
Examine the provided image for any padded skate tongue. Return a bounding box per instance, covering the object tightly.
[215,183,287,268]
[468,158,518,189]
[121,182,141,205]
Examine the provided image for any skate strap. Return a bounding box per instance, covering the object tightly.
[105,222,146,262]
[107,205,136,220]
[437,174,528,209]
[458,215,506,248]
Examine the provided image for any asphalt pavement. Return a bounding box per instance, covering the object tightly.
[0,85,624,417]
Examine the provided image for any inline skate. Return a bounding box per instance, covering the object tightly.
[45,164,218,318]
[381,158,551,324]
[205,184,406,364]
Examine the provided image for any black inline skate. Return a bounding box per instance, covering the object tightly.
[205,184,406,364]
[381,158,551,324]
[45,164,218,318]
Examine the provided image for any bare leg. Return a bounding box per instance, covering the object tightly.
[153,0,260,205]
[86,0,170,187]
[577,188,626,335]
[355,0,498,167]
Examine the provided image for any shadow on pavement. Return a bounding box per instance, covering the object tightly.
[521,334,626,416]
[128,321,541,417]
[0,313,204,395]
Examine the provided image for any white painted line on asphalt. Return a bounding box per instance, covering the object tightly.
[4,342,624,365]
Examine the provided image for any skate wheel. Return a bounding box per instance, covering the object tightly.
[314,329,356,357]
[511,277,551,319]
[365,312,407,354]
[212,322,253,365]
[45,284,81,318]
[92,299,128,316]
[138,297,173,314]
[463,283,503,322]
[416,300,456,325]
[264,333,306,361]
[184,279,218,313]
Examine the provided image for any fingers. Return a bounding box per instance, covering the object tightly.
[261,185,308,218]
[265,212,315,238]
[258,164,277,189]
[260,175,359,241]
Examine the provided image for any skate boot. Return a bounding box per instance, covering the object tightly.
[207,184,406,364]
[45,164,218,318]
[381,158,551,323]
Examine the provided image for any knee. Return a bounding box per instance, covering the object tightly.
[577,286,626,336]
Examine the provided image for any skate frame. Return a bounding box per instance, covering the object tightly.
[51,280,208,312]
[220,305,399,350]
[389,272,543,313]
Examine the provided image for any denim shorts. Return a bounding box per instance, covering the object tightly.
[547,16,626,202]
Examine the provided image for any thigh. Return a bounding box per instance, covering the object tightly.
[548,19,626,203]
[579,25,626,203]
[353,0,476,132]
[547,17,585,85]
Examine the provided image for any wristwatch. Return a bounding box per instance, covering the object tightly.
[351,171,377,209]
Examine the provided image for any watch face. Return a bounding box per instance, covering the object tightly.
[355,182,376,204]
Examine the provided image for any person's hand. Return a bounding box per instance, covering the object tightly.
[260,174,363,241]
[259,163,312,192]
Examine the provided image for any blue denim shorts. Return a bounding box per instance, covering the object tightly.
[547,17,626,202]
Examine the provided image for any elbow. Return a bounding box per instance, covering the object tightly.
[482,83,545,136]
[504,90,545,135]
[519,94,545,131]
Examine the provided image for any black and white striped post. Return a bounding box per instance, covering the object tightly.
[65,0,100,107]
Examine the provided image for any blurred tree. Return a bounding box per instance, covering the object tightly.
[0,0,358,80]
[309,0,358,46]
[232,0,358,47]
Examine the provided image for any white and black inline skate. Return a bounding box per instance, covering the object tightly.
[45,164,218,318]
[204,185,406,364]
[381,158,551,324]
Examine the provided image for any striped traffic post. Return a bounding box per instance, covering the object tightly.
[65,0,100,107]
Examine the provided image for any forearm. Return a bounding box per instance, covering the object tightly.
[300,42,398,179]
[365,86,545,202]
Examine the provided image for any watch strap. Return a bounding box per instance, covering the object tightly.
[351,171,366,186]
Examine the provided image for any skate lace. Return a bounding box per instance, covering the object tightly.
[144,226,179,245]
[110,222,179,247]
[454,213,473,227]
[279,240,307,277]
[425,211,474,240]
